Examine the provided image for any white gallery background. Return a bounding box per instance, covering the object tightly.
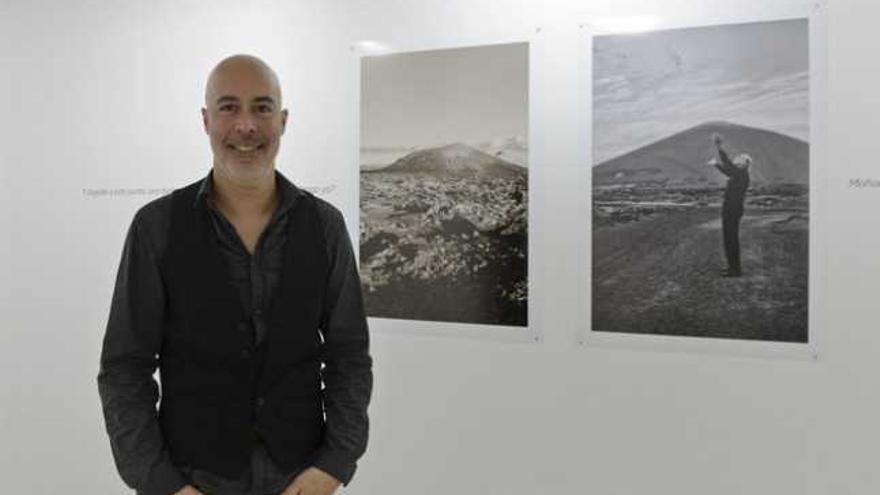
[1,0,879,494]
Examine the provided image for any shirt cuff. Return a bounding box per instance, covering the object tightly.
[311,448,358,486]
[137,459,188,495]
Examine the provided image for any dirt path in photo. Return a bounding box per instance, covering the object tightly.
[592,207,808,342]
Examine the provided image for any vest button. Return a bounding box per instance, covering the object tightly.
[256,397,265,407]
[241,349,251,359]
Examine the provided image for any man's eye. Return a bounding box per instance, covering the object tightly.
[219,104,237,112]
[257,105,273,113]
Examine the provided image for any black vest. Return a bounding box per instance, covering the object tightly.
[157,178,328,479]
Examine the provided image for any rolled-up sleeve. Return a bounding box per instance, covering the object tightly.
[312,206,374,485]
[97,209,187,495]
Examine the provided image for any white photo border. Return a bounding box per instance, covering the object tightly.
[352,30,544,345]
[578,2,828,361]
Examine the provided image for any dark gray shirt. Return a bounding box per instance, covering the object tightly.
[98,169,372,495]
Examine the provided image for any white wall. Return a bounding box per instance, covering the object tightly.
[2,0,879,494]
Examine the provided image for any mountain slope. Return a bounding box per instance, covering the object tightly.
[594,121,809,186]
[373,143,526,178]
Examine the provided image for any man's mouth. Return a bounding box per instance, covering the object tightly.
[227,143,264,152]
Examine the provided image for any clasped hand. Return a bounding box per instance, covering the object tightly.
[280,467,342,495]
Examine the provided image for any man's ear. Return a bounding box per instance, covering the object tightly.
[201,107,209,134]
[280,108,289,134]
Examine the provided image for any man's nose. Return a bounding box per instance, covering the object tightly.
[233,113,257,134]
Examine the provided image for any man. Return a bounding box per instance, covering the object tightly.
[98,55,373,495]
[709,132,752,278]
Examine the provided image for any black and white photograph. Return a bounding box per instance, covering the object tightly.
[591,18,810,342]
[360,42,529,326]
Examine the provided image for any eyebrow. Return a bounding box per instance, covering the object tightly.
[214,95,277,105]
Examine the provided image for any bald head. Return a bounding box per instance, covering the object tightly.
[205,54,283,107]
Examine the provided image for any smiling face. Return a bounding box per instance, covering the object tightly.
[202,56,288,183]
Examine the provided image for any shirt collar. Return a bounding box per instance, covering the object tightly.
[193,168,301,218]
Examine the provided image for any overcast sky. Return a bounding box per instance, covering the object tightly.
[593,18,809,165]
[361,42,528,160]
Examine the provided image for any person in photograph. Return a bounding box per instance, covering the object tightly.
[98,54,373,495]
[709,132,751,278]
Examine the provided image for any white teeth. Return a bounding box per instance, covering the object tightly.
[231,144,260,152]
